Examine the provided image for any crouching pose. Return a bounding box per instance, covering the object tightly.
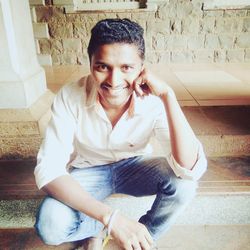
[34,18,207,250]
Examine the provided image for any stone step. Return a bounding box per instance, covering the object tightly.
[1,156,249,200]
[1,225,250,250]
[0,157,250,228]
[183,106,250,157]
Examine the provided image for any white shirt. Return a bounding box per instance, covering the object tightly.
[34,76,207,189]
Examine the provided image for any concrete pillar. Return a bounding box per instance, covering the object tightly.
[0,0,54,159]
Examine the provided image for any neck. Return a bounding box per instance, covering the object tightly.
[100,96,132,128]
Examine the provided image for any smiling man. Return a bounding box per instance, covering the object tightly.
[34,19,207,250]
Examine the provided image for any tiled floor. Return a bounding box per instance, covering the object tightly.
[43,63,250,106]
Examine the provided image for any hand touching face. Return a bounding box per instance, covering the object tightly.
[133,68,172,97]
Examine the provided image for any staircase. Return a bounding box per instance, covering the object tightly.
[0,106,250,250]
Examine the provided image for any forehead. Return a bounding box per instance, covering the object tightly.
[91,43,142,65]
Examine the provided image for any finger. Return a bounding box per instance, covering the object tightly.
[132,241,142,250]
[145,231,154,246]
[134,78,144,97]
[139,238,151,250]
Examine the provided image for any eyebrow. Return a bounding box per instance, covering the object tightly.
[94,61,136,67]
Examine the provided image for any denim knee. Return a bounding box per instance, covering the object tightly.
[35,197,80,245]
[173,178,197,204]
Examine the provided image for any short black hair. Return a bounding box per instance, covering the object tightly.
[87,18,145,61]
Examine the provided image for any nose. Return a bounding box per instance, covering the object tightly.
[106,69,124,89]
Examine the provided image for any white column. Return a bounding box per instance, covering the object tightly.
[0,0,46,109]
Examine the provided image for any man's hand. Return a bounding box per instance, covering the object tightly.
[110,213,154,250]
[133,68,173,97]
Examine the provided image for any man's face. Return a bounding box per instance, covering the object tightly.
[90,43,143,109]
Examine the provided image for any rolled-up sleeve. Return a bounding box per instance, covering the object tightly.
[167,140,207,181]
[153,100,207,181]
[34,87,76,189]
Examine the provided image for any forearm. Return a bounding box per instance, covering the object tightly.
[160,91,199,169]
[42,175,112,226]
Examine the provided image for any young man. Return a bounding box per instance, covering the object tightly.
[34,19,207,250]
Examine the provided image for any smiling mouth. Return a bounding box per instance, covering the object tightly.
[101,83,128,91]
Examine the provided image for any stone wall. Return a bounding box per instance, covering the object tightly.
[30,0,250,65]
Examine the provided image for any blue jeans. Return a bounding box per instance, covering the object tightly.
[35,156,197,245]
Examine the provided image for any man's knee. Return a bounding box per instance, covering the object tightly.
[35,197,79,245]
[173,178,197,204]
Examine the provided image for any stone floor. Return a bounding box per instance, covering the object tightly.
[43,63,250,106]
[1,225,250,250]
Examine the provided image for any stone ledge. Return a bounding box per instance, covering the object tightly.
[0,90,54,160]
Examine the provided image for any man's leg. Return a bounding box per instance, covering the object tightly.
[113,156,198,240]
[35,164,113,245]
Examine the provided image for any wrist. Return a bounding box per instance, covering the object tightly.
[102,210,113,227]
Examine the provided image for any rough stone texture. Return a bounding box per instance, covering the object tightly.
[236,33,250,49]
[62,38,82,53]
[218,34,235,49]
[187,35,205,50]
[226,50,245,63]
[29,0,250,64]
[0,91,54,160]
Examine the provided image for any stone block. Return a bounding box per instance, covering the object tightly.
[49,22,73,38]
[73,22,88,38]
[145,51,161,64]
[33,23,49,39]
[61,52,77,64]
[29,0,45,5]
[242,18,250,32]
[116,12,132,20]
[205,34,220,49]
[53,0,74,5]
[171,51,193,63]
[157,2,176,19]
[226,50,244,63]
[167,35,188,50]
[152,33,166,50]
[176,2,193,19]
[193,50,214,63]
[35,6,65,22]
[199,17,215,33]
[51,39,63,53]
[147,20,170,35]
[170,19,182,34]
[30,7,37,22]
[63,38,82,53]
[215,18,243,33]
[236,33,250,48]
[158,51,171,64]
[187,35,205,50]
[182,17,200,34]
[77,52,89,65]
[218,34,236,49]
[38,39,51,54]
[35,39,40,54]
[51,52,61,65]
[203,10,224,18]
[37,54,52,65]
[214,50,227,63]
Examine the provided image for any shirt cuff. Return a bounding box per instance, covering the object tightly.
[167,141,207,181]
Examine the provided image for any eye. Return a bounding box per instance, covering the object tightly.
[95,64,109,72]
[121,65,133,72]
